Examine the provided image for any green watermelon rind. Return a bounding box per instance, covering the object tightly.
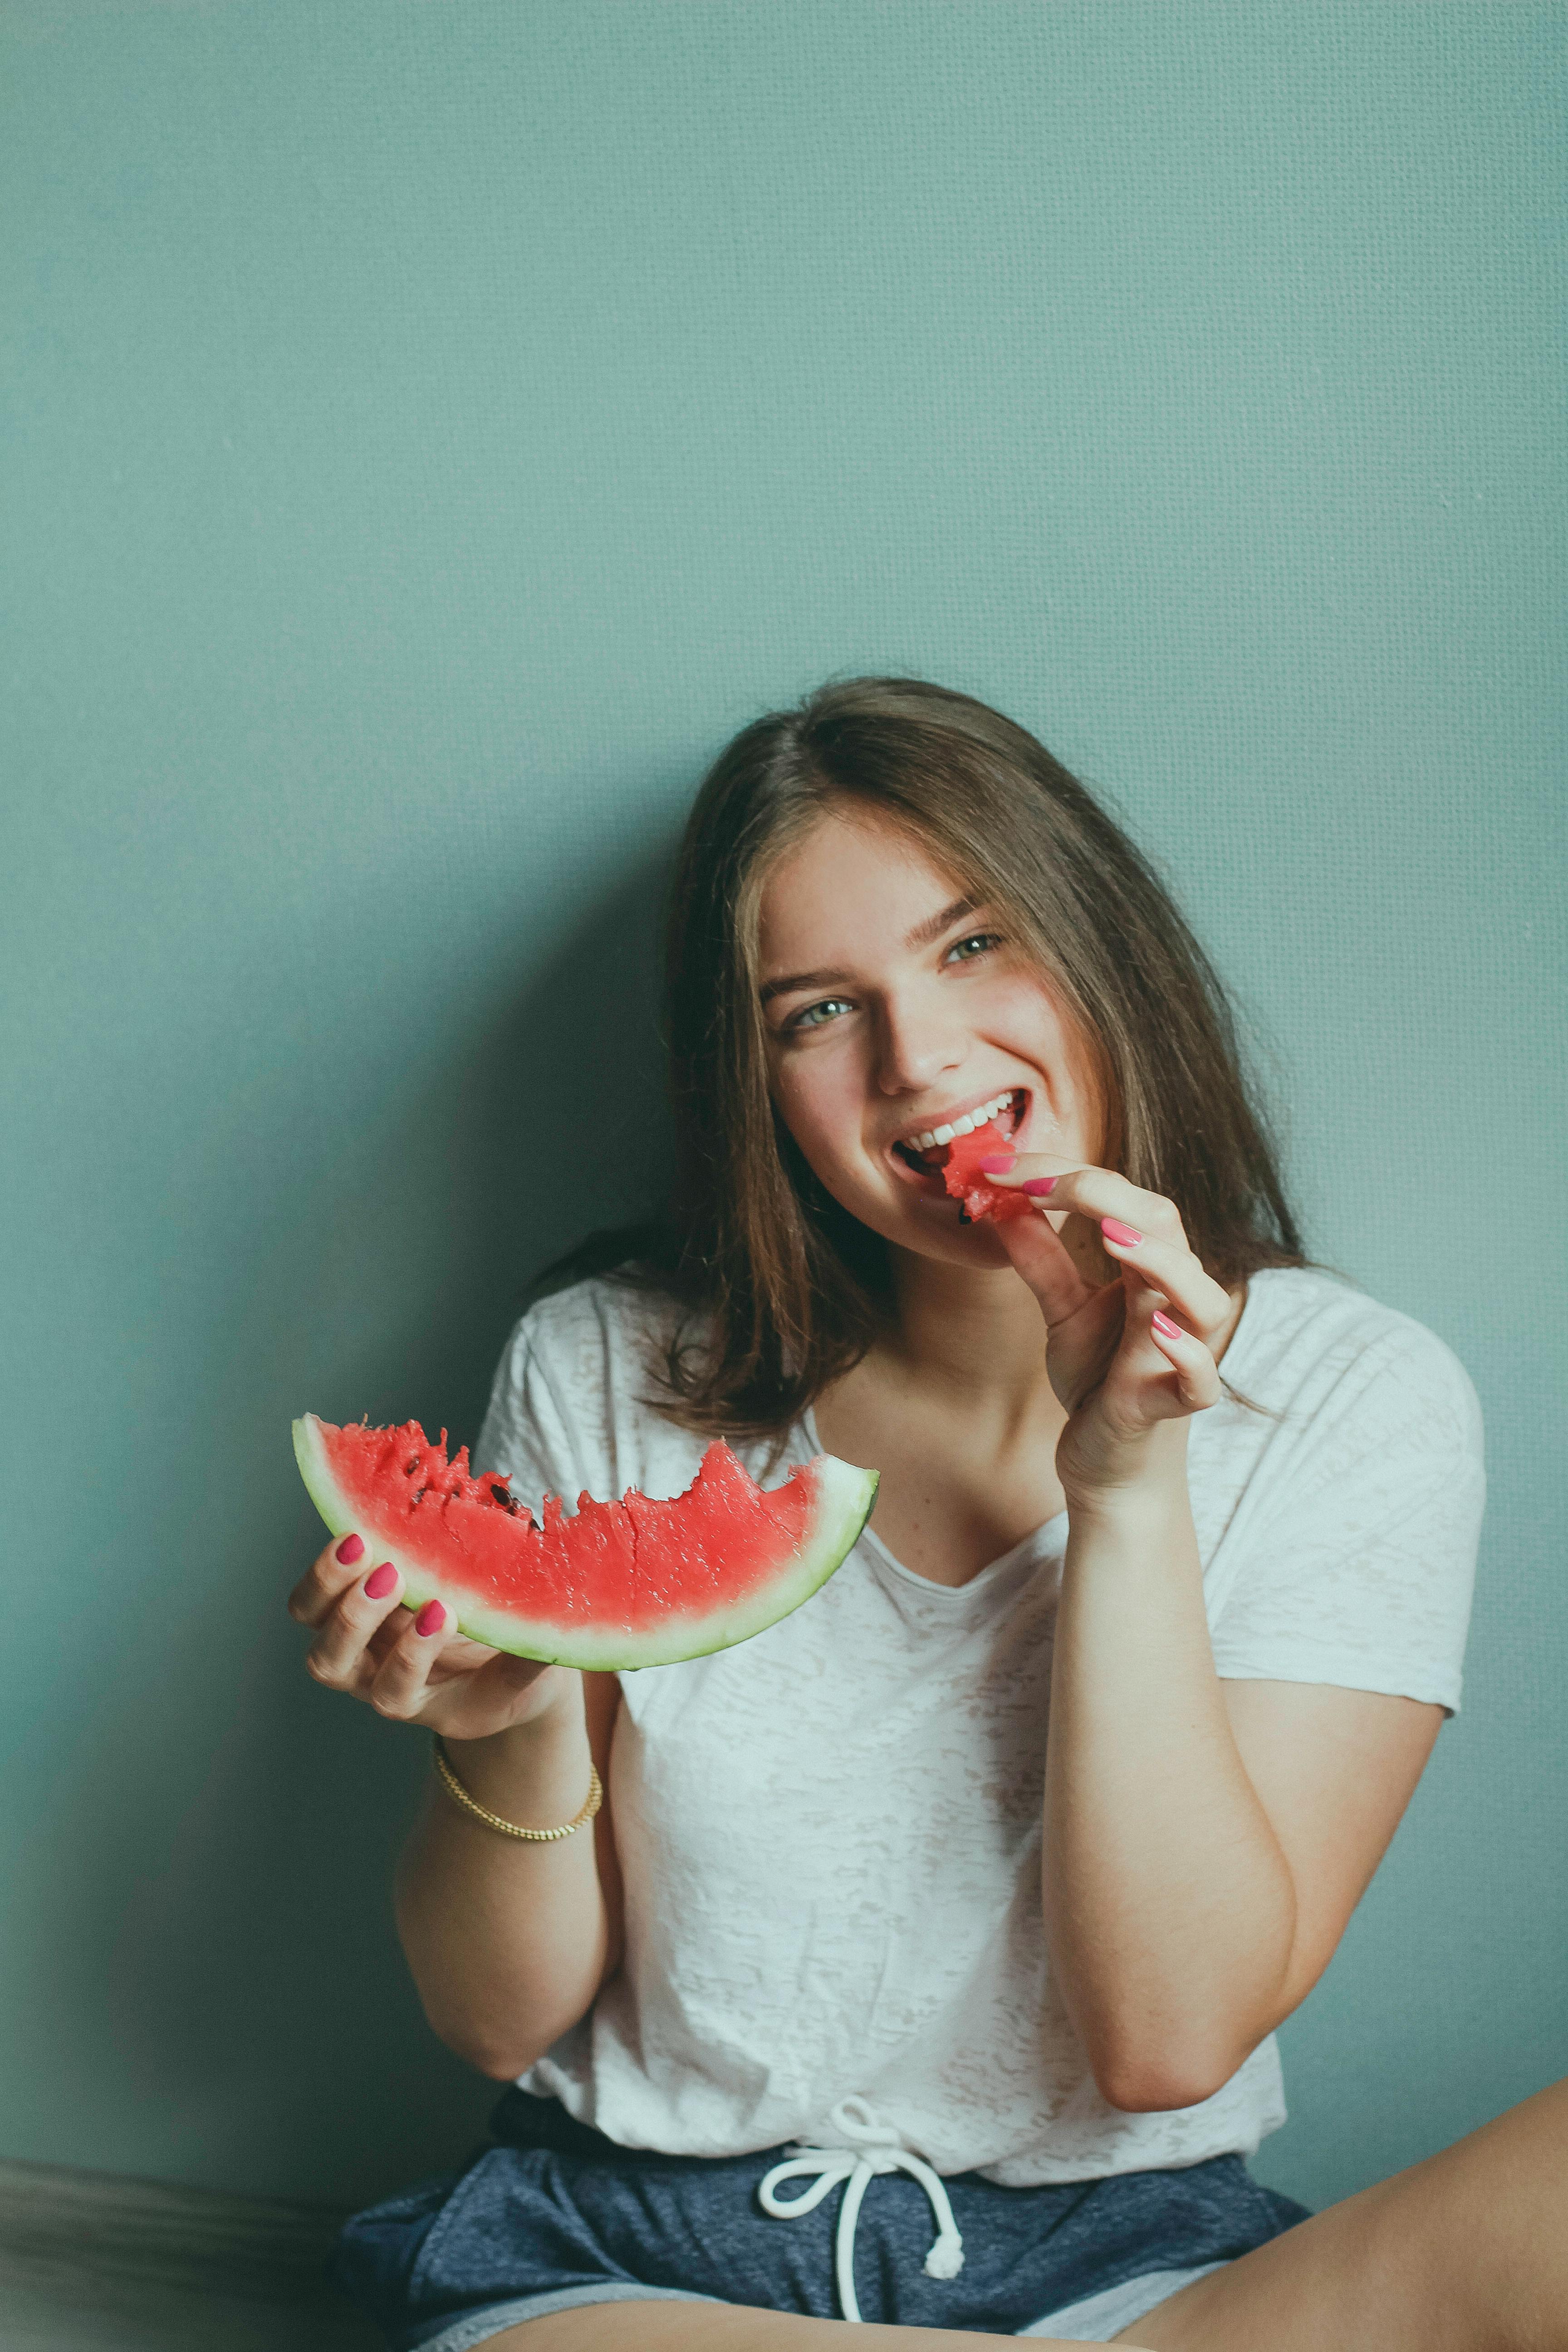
[292,1415,878,1671]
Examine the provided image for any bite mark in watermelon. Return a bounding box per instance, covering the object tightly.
[292,1415,878,1671]
[942,1120,1034,1225]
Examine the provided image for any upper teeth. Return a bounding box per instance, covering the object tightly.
[906,1090,1016,1152]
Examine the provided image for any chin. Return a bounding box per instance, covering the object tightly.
[823,1180,1018,1273]
[893,1212,1015,1271]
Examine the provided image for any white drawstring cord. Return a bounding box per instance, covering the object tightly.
[756,2096,965,2325]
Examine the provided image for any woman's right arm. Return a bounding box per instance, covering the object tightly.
[289,1537,623,2080]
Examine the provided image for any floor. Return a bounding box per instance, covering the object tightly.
[0,2268,380,2351]
[0,2158,382,2351]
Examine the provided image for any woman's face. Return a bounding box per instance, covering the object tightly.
[757,805,1104,1270]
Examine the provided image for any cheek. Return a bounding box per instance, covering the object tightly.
[769,1055,863,1176]
[1052,1029,1107,1162]
[984,979,1104,1152]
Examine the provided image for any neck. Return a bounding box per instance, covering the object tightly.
[876,1246,1054,1414]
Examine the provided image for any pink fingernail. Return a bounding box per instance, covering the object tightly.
[1102,1217,1143,1246]
[1151,1310,1183,1341]
[415,1600,446,1637]
[979,1153,1015,1174]
[1022,1177,1056,1196]
[364,1563,397,1599]
[334,1534,364,1565]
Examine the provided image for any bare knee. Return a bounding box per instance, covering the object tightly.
[1358,2078,1568,2352]
[1431,2079,1568,2348]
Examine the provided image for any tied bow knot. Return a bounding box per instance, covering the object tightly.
[757,2096,965,2325]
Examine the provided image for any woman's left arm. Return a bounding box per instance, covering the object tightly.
[1046,1456,1441,2110]
[989,1157,1446,2112]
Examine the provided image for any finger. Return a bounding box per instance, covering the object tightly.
[365,1611,495,1676]
[288,1532,378,1629]
[364,1607,418,1671]
[995,1198,1103,1326]
[985,1155,1191,1249]
[304,1559,407,1691]
[366,1596,457,1723]
[1096,1222,1232,1335]
[1143,1301,1222,1412]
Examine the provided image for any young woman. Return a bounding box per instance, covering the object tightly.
[293,678,1565,2351]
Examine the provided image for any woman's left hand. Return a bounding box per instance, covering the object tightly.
[981,1152,1238,1503]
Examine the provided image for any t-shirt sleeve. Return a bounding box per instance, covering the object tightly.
[473,1277,711,1525]
[473,1303,598,1508]
[1208,1318,1485,1715]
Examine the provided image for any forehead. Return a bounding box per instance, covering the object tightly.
[756,807,970,965]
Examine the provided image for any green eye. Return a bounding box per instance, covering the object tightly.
[789,997,853,1031]
[946,931,1002,963]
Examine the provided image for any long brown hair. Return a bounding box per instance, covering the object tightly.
[543,676,1306,1438]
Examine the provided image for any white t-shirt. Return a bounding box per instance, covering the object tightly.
[475,1264,1484,2185]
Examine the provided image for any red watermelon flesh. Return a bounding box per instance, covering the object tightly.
[942,1119,1034,1224]
[292,1415,878,1671]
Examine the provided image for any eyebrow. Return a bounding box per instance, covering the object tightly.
[758,896,980,1005]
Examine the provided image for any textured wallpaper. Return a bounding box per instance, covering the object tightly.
[4,0,1563,2208]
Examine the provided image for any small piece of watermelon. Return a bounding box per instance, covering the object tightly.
[942,1120,1034,1224]
[292,1415,878,1670]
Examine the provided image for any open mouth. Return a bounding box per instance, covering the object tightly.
[890,1088,1027,1182]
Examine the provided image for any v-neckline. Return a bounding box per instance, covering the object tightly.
[796,1275,1259,1595]
[800,1405,1069,1597]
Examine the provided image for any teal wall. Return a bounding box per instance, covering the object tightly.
[5,2,1563,2214]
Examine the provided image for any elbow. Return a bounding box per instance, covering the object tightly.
[475,2047,543,2083]
[426,2015,545,2081]
[430,2023,564,2079]
[421,1997,586,2083]
[1091,2043,1241,2115]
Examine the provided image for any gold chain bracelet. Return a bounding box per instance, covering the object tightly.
[432,1734,603,1842]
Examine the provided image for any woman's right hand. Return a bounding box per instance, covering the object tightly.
[288,1535,570,1740]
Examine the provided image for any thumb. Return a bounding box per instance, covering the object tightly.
[996,1205,1100,1328]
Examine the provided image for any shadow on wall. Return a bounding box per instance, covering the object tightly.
[65,839,682,2207]
[477,835,682,1333]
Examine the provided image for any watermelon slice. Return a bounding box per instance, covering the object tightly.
[292,1415,878,1670]
[943,1119,1034,1224]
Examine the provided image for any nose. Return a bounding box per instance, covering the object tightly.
[872,988,966,1098]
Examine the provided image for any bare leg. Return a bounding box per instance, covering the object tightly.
[485,2307,1154,2349]
[1119,2075,1568,2352]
